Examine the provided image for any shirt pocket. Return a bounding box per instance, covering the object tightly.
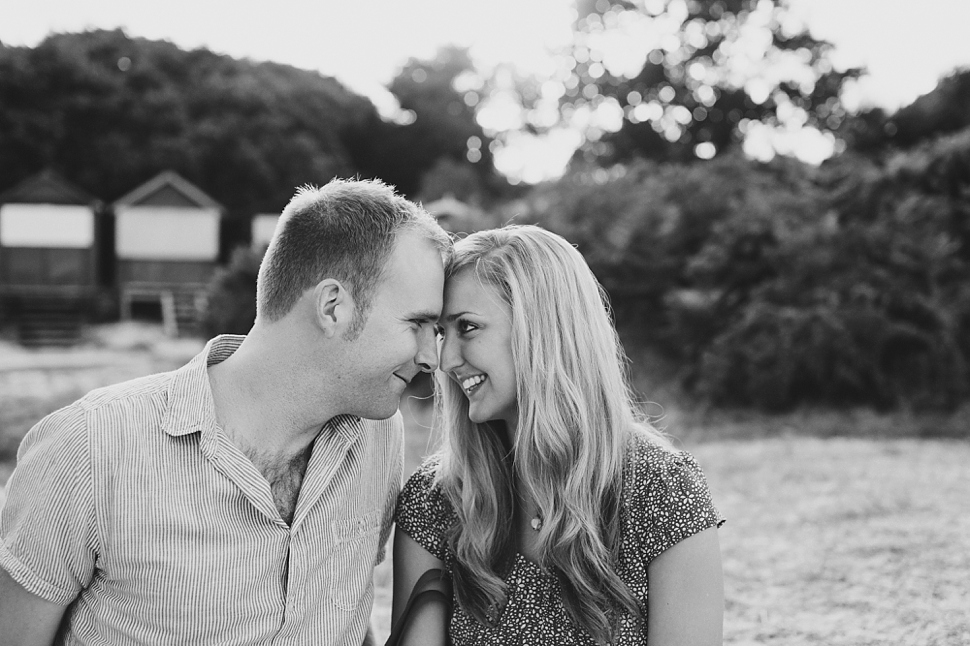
[328,508,383,612]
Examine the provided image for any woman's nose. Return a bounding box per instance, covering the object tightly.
[437,332,461,373]
[415,325,439,373]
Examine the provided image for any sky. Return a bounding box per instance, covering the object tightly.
[2,0,969,182]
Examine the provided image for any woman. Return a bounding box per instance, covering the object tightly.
[391,225,724,645]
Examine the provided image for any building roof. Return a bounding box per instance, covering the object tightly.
[0,169,98,206]
[113,170,223,210]
[423,195,474,220]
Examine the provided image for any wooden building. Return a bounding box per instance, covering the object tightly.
[0,170,103,346]
[251,212,280,251]
[423,195,492,234]
[113,171,222,337]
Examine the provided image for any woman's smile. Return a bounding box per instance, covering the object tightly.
[459,374,487,395]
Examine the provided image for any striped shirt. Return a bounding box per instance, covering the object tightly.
[0,335,403,645]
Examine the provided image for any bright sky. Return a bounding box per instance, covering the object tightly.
[2,0,968,182]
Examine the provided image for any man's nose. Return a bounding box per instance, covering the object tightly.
[416,325,439,373]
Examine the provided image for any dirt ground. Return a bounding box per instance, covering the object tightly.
[2,325,968,645]
[377,405,970,646]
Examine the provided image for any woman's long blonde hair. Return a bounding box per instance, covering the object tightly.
[435,225,670,643]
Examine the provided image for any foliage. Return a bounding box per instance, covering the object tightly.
[0,32,507,219]
[547,0,861,165]
[843,69,970,154]
[522,123,970,410]
[0,30,384,215]
[416,156,490,204]
[345,46,505,200]
[200,246,260,338]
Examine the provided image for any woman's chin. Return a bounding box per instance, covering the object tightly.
[467,412,486,424]
[466,404,490,425]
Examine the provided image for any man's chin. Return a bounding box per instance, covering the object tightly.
[356,400,402,421]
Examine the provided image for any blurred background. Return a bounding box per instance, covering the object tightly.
[1,1,969,644]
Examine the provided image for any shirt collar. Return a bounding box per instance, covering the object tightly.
[162,334,245,437]
[161,334,368,443]
[322,414,366,444]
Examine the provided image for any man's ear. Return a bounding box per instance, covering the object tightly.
[312,279,354,338]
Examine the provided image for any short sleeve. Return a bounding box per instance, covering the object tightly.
[625,441,724,567]
[0,404,100,604]
[394,456,454,562]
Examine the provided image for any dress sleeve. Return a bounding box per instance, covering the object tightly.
[394,456,454,562]
[625,442,725,568]
[0,403,100,604]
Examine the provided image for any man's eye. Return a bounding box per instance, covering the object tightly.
[434,325,444,337]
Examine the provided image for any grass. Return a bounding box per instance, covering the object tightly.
[2,325,968,644]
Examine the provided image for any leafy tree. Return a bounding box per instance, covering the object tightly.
[0,30,386,217]
[520,128,970,410]
[842,68,970,154]
[416,156,489,203]
[346,46,503,199]
[548,0,861,164]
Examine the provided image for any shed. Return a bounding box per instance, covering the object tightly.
[423,195,493,234]
[251,213,280,252]
[113,171,222,336]
[0,170,103,345]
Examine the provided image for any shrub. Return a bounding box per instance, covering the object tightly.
[200,246,260,337]
[523,135,970,410]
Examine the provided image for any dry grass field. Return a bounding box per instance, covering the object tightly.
[2,324,968,645]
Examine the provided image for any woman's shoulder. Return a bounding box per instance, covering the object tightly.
[620,429,724,565]
[622,429,706,494]
[398,453,449,512]
[404,453,443,488]
[395,454,456,561]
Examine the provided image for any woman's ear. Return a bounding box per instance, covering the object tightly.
[312,279,354,338]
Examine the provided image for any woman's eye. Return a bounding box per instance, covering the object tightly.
[457,320,476,334]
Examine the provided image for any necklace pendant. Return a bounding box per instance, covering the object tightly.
[530,516,542,531]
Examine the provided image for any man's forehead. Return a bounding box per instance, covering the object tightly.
[378,249,443,313]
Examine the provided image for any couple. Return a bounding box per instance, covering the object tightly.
[0,179,723,645]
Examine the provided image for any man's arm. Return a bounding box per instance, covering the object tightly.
[0,568,66,646]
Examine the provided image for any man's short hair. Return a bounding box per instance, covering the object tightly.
[256,178,450,335]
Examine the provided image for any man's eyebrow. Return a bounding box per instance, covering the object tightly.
[408,310,441,322]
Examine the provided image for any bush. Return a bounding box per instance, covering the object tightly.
[200,246,260,338]
[522,137,970,410]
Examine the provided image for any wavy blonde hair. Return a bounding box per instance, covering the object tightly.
[435,225,670,642]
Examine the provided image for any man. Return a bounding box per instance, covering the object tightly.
[0,178,451,645]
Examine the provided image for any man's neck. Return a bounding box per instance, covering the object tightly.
[207,328,339,457]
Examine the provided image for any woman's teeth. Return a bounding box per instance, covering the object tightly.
[462,375,487,393]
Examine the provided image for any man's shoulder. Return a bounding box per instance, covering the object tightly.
[74,369,177,416]
[14,369,180,467]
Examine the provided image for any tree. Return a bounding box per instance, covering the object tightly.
[347,46,501,199]
[0,30,382,218]
[547,0,861,164]
[842,68,970,154]
[517,130,970,410]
